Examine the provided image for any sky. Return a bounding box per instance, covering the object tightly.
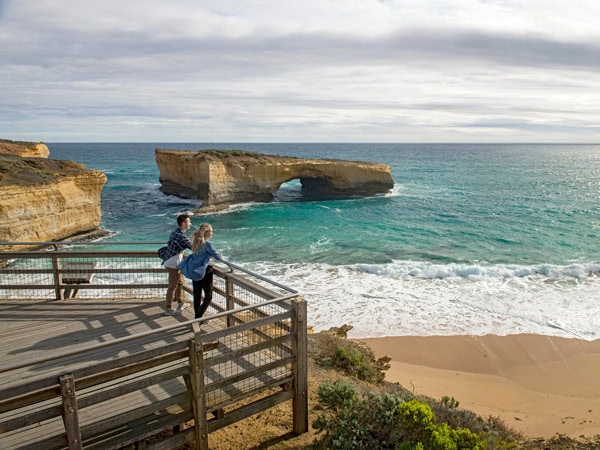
[1,0,600,143]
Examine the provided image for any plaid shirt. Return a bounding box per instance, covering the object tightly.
[163,227,192,260]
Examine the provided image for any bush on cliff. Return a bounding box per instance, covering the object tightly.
[312,380,504,450]
[314,324,391,384]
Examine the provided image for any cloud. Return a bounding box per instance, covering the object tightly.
[1,0,599,142]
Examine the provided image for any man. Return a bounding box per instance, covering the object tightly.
[161,214,192,315]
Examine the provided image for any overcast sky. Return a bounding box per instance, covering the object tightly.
[1,0,599,143]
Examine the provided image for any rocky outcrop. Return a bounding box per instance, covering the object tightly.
[0,139,50,158]
[0,153,107,250]
[156,149,395,210]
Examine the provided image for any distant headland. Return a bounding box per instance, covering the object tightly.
[0,139,107,249]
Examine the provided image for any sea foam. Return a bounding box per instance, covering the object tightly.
[248,260,600,341]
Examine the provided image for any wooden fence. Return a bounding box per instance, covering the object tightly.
[0,246,308,449]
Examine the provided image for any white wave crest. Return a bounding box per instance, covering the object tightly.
[243,260,600,340]
[358,260,600,280]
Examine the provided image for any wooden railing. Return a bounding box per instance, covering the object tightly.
[0,244,308,450]
[0,247,172,300]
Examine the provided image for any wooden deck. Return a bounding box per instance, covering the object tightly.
[0,297,307,450]
[0,299,194,380]
[0,299,196,383]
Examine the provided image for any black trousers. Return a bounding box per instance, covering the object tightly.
[192,265,213,319]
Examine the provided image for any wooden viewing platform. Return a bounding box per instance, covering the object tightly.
[0,247,308,450]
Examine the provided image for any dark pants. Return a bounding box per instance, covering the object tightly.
[192,265,213,319]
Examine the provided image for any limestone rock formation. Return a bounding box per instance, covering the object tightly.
[0,151,107,250]
[0,139,50,158]
[156,149,394,210]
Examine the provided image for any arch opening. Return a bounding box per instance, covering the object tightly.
[272,177,358,202]
[272,179,304,202]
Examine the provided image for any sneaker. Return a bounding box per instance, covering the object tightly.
[176,302,190,313]
[165,307,177,315]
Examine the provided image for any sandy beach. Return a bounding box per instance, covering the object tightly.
[360,334,600,439]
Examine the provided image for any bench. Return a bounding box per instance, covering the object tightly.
[62,261,98,298]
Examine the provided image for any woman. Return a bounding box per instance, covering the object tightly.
[178,223,222,319]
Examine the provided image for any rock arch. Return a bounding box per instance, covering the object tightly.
[156,149,394,211]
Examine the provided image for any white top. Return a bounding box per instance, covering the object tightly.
[163,252,184,269]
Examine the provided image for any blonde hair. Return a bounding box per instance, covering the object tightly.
[192,223,213,253]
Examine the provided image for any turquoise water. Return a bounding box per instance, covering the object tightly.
[49,143,600,339]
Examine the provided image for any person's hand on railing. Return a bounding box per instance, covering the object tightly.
[213,260,234,273]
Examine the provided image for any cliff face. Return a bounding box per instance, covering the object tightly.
[0,152,107,249]
[156,149,394,210]
[0,139,50,158]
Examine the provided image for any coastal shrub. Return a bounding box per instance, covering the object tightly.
[441,395,460,409]
[201,149,258,157]
[333,346,375,382]
[427,397,516,446]
[430,422,486,450]
[314,329,391,383]
[313,380,492,450]
[312,380,404,449]
[332,343,391,383]
[397,399,436,444]
[199,149,293,159]
[314,378,359,410]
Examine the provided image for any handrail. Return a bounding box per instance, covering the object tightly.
[221,260,298,294]
[0,241,167,246]
[1,243,297,294]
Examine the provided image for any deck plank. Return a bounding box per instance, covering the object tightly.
[0,300,195,381]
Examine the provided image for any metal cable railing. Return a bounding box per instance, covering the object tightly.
[0,241,296,301]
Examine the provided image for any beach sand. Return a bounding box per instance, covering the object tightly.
[360,334,600,439]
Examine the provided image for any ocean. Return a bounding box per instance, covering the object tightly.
[49,143,600,340]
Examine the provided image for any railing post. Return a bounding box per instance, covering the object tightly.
[225,276,234,328]
[291,298,308,434]
[52,255,64,300]
[60,374,82,450]
[189,332,209,450]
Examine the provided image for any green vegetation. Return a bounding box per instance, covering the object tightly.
[441,396,460,410]
[200,149,263,157]
[0,138,38,144]
[312,380,512,450]
[197,149,298,159]
[0,155,86,185]
[309,326,518,449]
[314,326,391,384]
[331,344,391,383]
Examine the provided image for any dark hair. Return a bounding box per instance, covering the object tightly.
[177,214,191,226]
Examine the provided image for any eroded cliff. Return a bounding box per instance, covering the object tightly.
[156,149,394,210]
[0,150,107,249]
[0,139,50,158]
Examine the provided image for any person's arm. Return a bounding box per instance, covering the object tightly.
[182,234,192,250]
[174,230,192,251]
[205,241,222,260]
